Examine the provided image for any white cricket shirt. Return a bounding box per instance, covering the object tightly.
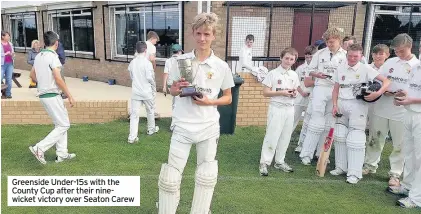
[373,56,419,121]
[145,41,157,61]
[33,49,62,96]
[172,50,235,133]
[128,54,155,100]
[262,66,300,106]
[307,47,347,87]
[164,55,179,86]
[406,62,421,113]
[238,45,253,73]
[294,62,312,106]
[333,62,379,100]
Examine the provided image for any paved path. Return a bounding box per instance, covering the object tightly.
[5,69,173,117]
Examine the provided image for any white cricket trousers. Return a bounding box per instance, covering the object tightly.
[293,105,307,131]
[35,95,70,157]
[167,124,219,173]
[401,110,421,206]
[260,104,294,165]
[300,85,333,159]
[128,99,155,141]
[364,114,404,177]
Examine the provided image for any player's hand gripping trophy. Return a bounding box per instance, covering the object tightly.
[177,58,203,99]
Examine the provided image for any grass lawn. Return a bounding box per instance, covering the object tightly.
[1,119,418,214]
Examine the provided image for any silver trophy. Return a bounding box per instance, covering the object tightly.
[177,58,202,98]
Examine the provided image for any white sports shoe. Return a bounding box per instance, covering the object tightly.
[259,163,268,176]
[362,164,376,175]
[55,153,76,163]
[301,157,311,166]
[397,197,419,208]
[29,146,46,165]
[128,137,139,144]
[294,146,302,153]
[274,163,293,173]
[330,168,346,176]
[346,176,359,184]
[148,126,159,135]
[388,185,409,196]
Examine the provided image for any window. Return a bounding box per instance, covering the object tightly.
[112,2,181,59]
[9,13,37,48]
[370,10,421,59]
[49,9,94,53]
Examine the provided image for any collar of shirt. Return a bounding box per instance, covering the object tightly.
[324,47,346,56]
[275,65,291,75]
[397,54,419,68]
[40,48,57,55]
[185,49,219,70]
[347,62,361,71]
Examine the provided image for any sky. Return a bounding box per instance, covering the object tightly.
[1,1,56,9]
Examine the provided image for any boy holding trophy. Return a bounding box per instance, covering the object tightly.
[157,12,234,214]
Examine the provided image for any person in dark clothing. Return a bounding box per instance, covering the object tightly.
[56,42,67,99]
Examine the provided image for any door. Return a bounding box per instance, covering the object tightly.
[292,10,329,57]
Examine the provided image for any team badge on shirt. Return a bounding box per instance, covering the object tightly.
[206,71,214,79]
[389,68,394,73]
[342,76,346,81]
[339,59,343,64]
[356,74,360,79]
[278,79,282,84]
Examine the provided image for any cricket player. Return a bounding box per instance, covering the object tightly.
[366,44,390,130]
[158,12,235,214]
[28,31,76,164]
[259,47,301,176]
[293,45,318,153]
[330,44,390,184]
[163,44,183,110]
[343,36,367,64]
[363,34,419,187]
[299,28,347,165]
[389,61,421,208]
[145,31,160,119]
[238,34,255,73]
[128,41,159,144]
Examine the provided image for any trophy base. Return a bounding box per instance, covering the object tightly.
[180,86,203,98]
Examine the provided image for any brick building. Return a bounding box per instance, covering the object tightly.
[2,1,420,126]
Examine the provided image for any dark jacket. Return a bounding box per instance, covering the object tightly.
[57,42,66,65]
[27,49,40,66]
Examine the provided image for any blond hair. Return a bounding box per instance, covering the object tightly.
[191,12,219,34]
[31,40,40,49]
[322,28,344,41]
[391,33,413,48]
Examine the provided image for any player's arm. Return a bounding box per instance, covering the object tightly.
[374,74,390,94]
[149,53,156,70]
[30,67,37,83]
[146,63,156,91]
[200,88,232,106]
[307,52,324,78]
[52,67,74,107]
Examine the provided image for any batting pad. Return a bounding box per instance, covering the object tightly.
[346,130,366,179]
[300,121,325,159]
[158,164,182,214]
[334,124,348,172]
[190,160,218,214]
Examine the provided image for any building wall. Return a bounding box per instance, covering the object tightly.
[1,100,127,125]
[328,2,366,44]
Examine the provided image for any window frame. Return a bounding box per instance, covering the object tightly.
[7,12,38,51]
[47,9,95,55]
[109,2,183,61]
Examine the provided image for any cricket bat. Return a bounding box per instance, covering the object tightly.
[316,113,342,177]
